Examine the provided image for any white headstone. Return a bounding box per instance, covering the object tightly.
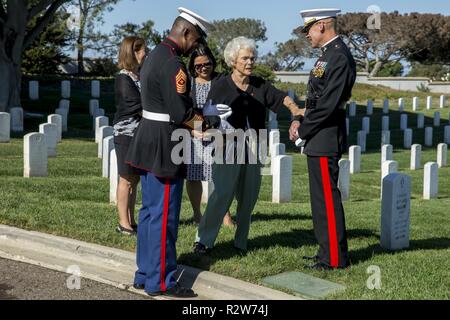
[92,108,106,130]
[367,100,373,115]
[362,117,370,134]
[271,143,285,175]
[413,97,419,111]
[349,145,361,174]
[440,95,446,109]
[92,80,100,98]
[10,107,23,132]
[24,133,47,178]
[382,144,393,163]
[269,130,280,155]
[349,101,356,117]
[55,108,68,132]
[426,96,433,110]
[357,131,366,153]
[0,112,10,143]
[381,173,411,251]
[423,162,438,200]
[89,99,99,116]
[381,130,391,146]
[425,127,433,147]
[98,126,114,158]
[39,123,57,158]
[201,181,215,204]
[95,116,109,143]
[381,160,398,197]
[417,113,425,129]
[410,144,422,170]
[403,129,413,149]
[59,99,70,111]
[383,99,389,114]
[437,143,447,168]
[272,155,292,203]
[338,159,350,201]
[109,149,118,204]
[29,81,39,100]
[102,136,115,178]
[400,114,408,131]
[433,112,440,127]
[61,80,71,99]
[398,98,404,112]
[445,126,450,144]
[47,114,62,143]
[382,116,389,132]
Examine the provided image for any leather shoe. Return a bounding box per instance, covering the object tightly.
[193,242,211,255]
[133,283,145,290]
[305,262,347,271]
[147,283,197,298]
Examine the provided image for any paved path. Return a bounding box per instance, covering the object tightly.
[0,257,149,300]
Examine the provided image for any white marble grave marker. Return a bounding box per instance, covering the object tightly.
[404,129,413,149]
[426,96,433,110]
[338,159,350,201]
[24,133,47,177]
[102,136,115,178]
[410,144,422,170]
[381,130,391,146]
[39,123,57,157]
[98,126,113,158]
[400,114,408,130]
[413,97,419,111]
[55,108,68,132]
[433,112,440,127]
[381,173,411,251]
[437,143,447,168]
[349,145,361,174]
[95,116,109,143]
[357,131,366,153]
[61,81,71,99]
[382,116,389,131]
[423,162,438,200]
[417,113,424,129]
[425,127,433,147]
[48,114,62,143]
[91,80,100,98]
[109,149,118,204]
[382,144,393,163]
[272,155,293,203]
[0,112,10,143]
[29,81,39,100]
[10,107,23,132]
[362,117,370,133]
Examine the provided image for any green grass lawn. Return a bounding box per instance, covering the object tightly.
[1,80,449,299]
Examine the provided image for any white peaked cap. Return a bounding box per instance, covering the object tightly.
[299,8,341,32]
[178,7,215,37]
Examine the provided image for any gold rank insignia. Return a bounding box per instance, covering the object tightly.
[175,69,187,94]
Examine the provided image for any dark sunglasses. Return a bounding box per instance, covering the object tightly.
[194,62,212,70]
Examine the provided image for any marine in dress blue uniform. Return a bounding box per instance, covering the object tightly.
[126,7,217,297]
[290,9,356,270]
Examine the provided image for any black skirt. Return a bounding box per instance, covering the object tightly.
[114,135,143,176]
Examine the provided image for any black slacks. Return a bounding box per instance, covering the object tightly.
[307,156,349,268]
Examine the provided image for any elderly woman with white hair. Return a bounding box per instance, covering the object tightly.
[193,36,304,254]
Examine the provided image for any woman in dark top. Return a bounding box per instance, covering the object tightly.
[186,44,234,226]
[113,36,147,235]
[193,37,304,253]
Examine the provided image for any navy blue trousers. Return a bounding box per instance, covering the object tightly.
[134,172,184,294]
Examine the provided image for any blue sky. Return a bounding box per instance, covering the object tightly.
[96,0,450,71]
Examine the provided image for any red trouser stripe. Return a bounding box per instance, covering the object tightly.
[319,157,339,268]
[160,179,171,291]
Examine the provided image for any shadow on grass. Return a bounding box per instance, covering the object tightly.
[349,237,450,265]
[178,228,377,271]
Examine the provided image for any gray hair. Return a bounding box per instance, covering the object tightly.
[223,36,257,67]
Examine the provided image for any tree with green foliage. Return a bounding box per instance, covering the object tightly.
[22,10,71,75]
[0,0,70,112]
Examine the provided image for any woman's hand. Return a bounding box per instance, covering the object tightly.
[289,121,301,142]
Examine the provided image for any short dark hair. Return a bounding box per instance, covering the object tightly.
[188,44,217,78]
[118,36,147,71]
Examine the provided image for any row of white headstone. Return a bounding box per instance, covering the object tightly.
[355,124,450,153]
[348,96,447,117]
[29,80,101,100]
[23,114,63,177]
[357,112,449,135]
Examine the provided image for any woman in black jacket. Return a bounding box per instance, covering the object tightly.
[113,36,147,235]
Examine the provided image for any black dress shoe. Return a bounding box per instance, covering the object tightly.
[193,242,211,255]
[133,283,145,290]
[305,262,347,271]
[147,283,197,298]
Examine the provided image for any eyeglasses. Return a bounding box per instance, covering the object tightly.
[194,62,212,70]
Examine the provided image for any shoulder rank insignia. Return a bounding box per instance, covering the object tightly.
[312,61,328,78]
[175,69,187,94]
